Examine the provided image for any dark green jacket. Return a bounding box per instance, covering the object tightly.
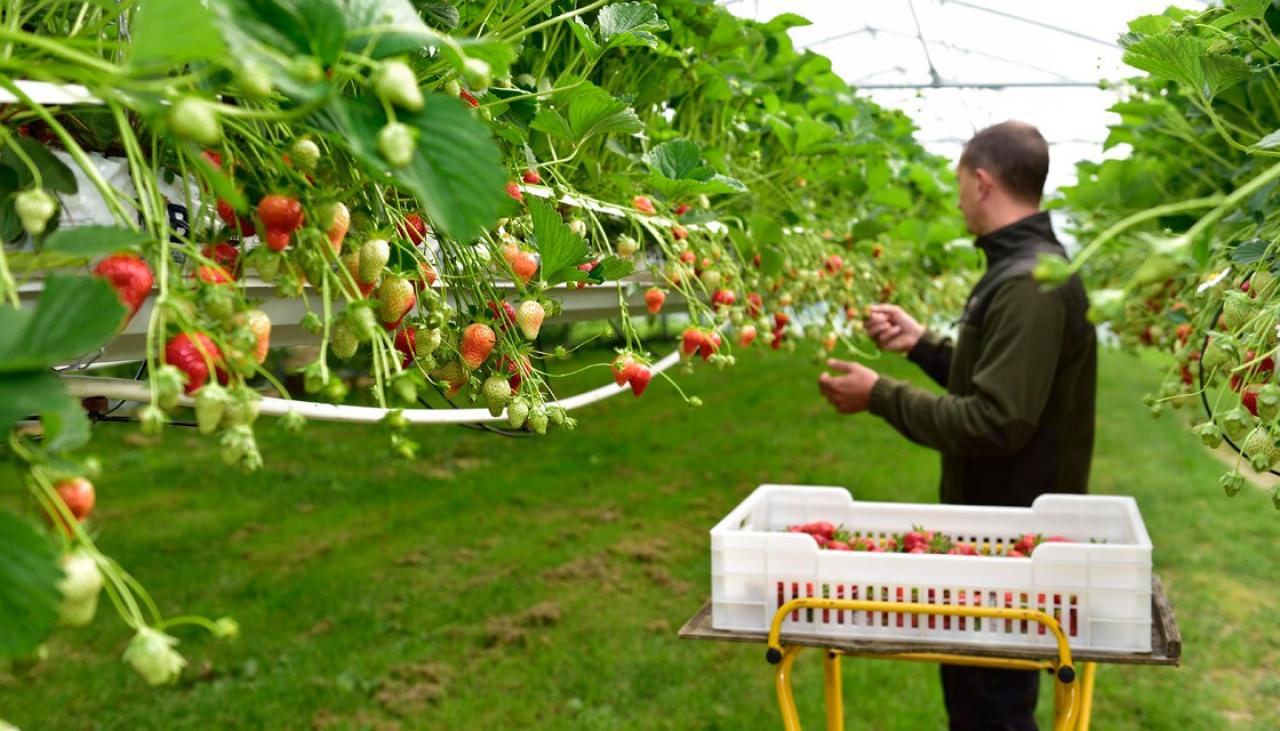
[868,212,1097,507]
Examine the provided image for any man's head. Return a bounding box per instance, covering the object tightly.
[956,121,1049,235]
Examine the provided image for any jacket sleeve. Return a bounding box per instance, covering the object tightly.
[867,277,1065,458]
[907,331,953,388]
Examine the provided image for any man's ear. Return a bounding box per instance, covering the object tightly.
[973,167,997,198]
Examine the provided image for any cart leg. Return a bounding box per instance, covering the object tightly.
[1051,670,1080,731]
[775,646,804,731]
[823,651,843,731]
[1075,662,1097,731]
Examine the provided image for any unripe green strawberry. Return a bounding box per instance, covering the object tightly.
[194,383,229,434]
[290,138,321,171]
[617,235,639,257]
[331,320,359,359]
[57,549,102,627]
[374,60,424,111]
[1202,336,1239,372]
[1258,383,1280,421]
[1221,406,1254,442]
[222,386,261,428]
[14,188,57,236]
[1223,291,1253,331]
[220,423,262,471]
[391,373,418,404]
[123,626,187,687]
[377,276,416,329]
[547,405,566,426]
[515,300,544,340]
[419,328,442,354]
[359,239,390,284]
[239,62,273,97]
[463,57,491,89]
[1220,470,1245,497]
[527,405,548,435]
[507,396,529,429]
[1252,269,1276,297]
[378,122,416,168]
[168,97,221,145]
[351,306,379,342]
[1243,426,1280,472]
[1194,421,1223,448]
[482,373,512,417]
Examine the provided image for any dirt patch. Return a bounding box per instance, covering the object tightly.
[645,618,672,634]
[482,601,563,647]
[576,505,623,523]
[312,708,402,731]
[642,565,693,594]
[610,536,670,564]
[306,617,335,637]
[394,551,427,567]
[374,662,452,718]
[415,456,490,481]
[122,431,161,448]
[229,522,269,543]
[544,554,618,582]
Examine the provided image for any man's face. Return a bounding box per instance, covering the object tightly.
[956,164,984,235]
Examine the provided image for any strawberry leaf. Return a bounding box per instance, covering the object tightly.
[129,0,226,67]
[44,226,151,258]
[0,509,62,660]
[597,2,668,51]
[0,274,124,374]
[528,198,588,285]
[530,82,642,146]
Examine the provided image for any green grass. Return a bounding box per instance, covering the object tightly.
[2,347,1277,730]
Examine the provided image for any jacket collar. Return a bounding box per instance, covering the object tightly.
[974,211,1060,265]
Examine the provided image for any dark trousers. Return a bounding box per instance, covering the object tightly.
[940,664,1040,731]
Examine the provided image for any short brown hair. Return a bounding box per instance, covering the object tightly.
[959,121,1049,203]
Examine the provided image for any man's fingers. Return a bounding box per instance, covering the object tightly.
[826,358,856,374]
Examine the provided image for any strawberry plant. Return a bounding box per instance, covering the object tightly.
[0,0,969,689]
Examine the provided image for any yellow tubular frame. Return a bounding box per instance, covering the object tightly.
[764,598,1096,731]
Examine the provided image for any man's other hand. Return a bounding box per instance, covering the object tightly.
[818,359,880,414]
[864,304,924,353]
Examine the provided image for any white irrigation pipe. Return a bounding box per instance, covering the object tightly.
[61,348,683,425]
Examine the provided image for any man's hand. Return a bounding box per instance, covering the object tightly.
[864,304,924,353]
[818,359,880,414]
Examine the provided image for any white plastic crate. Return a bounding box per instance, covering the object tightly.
[710,485,1154,653]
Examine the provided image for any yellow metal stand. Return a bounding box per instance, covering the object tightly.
[763,598,1096,731]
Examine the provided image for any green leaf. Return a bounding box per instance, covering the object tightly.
[1,137,78,195]
[130,0,226,66]
[0,274,125,374]
[794,119,838,155]
[644,139,706,181]
[1253,128,1280,150]
[530,83,642,145]
[1202,54,1253,99]
[0,509,62,660]
[570,17,602,57]
[311,92,505,242]
[597,2,668,50]
[872,185,913,210]
[417,1,460,29]
[44,226,151,258]
[1123,33,1206,93]
[591,256,634,283]
[0,371,91,452]
[1211,0,1268,28]
[1230,238,1270,265]
[528,199,588,285]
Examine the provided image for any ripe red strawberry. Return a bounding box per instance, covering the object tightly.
[241,309,271,364]
[378,276,416,330]
[1243,386,1260,416]
[699,330,721,361]
[774,312,790,329]
[397,213,428,245]
[1175,323,1192,345]
[872,243,884,259]
[216,199,255,237]
[746,292,763,317]
[499,353,532,390]
[672,225,688,241]
[323,202,350,253]
[202,150,223,168]
[258,195,303,251]
[644,287,666,314]
[573,259,597,290]
[822,332,837,352]
[771,327,785,350]
[204,242,239,271]
[54,477,95,521]
[827,541,851,551]
[522,169,542,185]
[633,195,656,215]
[625,364,651,397]
[824,254,843,274]
[165,332,223,393]
[515,300,544,340]
[680,328,704,359]
[738,325,757,347]
[712,289,736,309]
[395,327,418,367]
[93,253,153,321]
[506,182,523,203]
[418,261,438,288]
[459,88,479,107]
[679,250,696,264]
[751,253,762,268]
[674,203,691,216]
[612,354,636,386]
[488,300,517,331]
[460,323,496,369]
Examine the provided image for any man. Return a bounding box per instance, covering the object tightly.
[817,121,1096,731]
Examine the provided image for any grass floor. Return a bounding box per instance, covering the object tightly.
[1,347,1277,730]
